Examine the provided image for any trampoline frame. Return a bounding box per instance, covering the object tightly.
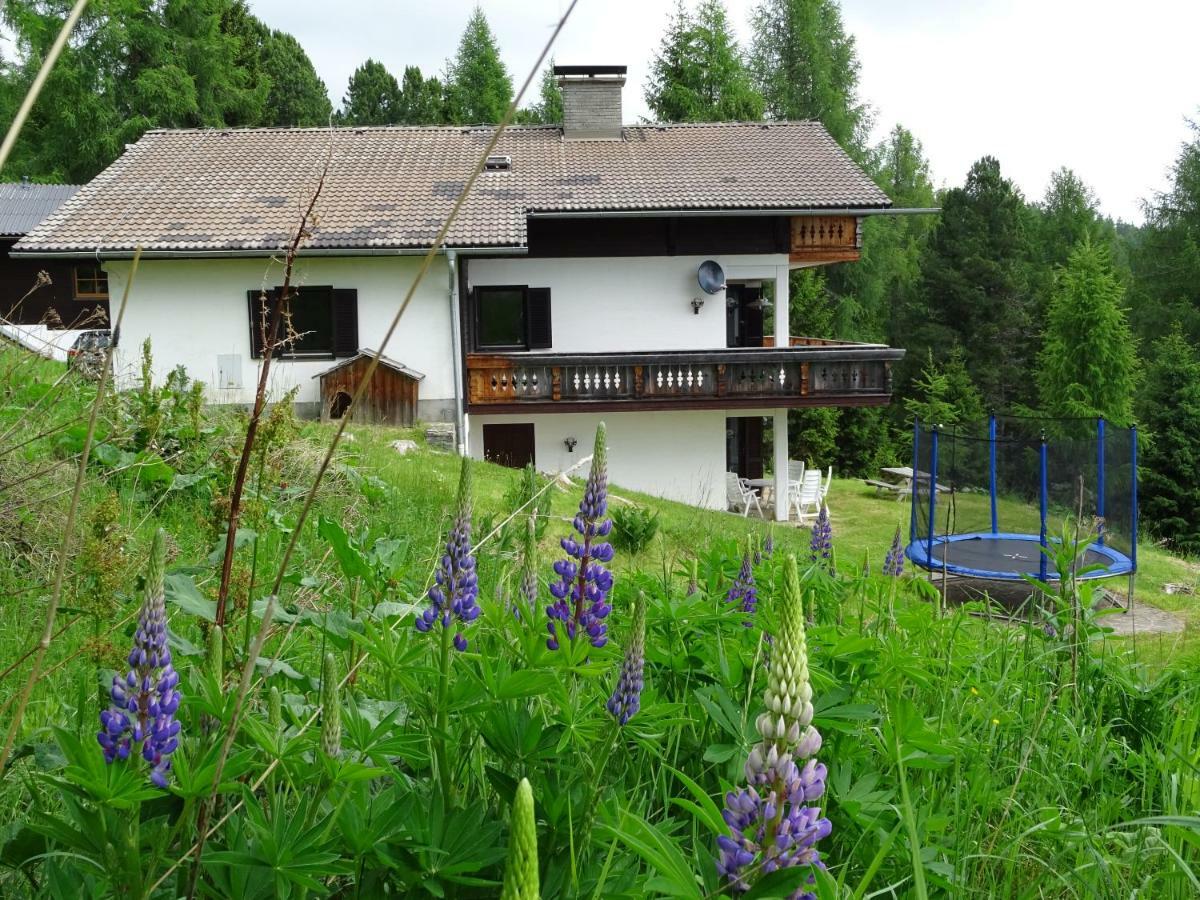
[906,415,1139,583]
[904,531,1135,582]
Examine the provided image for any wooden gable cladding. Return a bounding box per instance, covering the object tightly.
[789,215,861,264]
[317,353,422,426]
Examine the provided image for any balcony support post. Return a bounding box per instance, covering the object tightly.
[774,265,790,347]
[773,409,789,522]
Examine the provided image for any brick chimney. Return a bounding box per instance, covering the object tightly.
[555,65,626,141]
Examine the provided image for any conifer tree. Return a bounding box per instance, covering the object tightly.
[341,58,403,126]
[1036,241,1136,423]
[444,6,513,124]
[748,0,866,152]
[645,0,763,122]
[398,65,445,124]
[1139,326,1200,555]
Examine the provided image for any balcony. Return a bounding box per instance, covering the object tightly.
[466,342,903,413]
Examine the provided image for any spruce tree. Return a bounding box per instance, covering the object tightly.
[1139,326,1200,555]
[444,6,513,125]
[748,0,866,152]
[645,0,763,122]
[341,59,403,126]
[1036,240,1136,423]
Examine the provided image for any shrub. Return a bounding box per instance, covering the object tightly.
[611,504,660,555]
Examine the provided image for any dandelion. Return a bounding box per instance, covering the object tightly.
[97,529,182,788]
[717,555,831,897]
[606,593,646,725]
[415,456,480,651]
[882,525,905,577]
[546,424,615,651]
[500,778,541,900]
[808,505,832,570]
[725,542,757,625]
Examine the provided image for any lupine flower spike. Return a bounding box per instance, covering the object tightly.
[546,424,615,650]
[320,652,342,759]
[97,529,182,788]
[500,777,541,900]
[416,456,480,651]
[725,540,758,625]
[764,530,775,559]
[882,525,905,577]
[809,505,832,571]
[517,510,539,619]
[717,555,831,898]
[607,592,646,725]
[686,557,699,597]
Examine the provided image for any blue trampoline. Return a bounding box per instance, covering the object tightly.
[905,416,1138,583]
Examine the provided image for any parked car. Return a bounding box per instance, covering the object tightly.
[67,330,111,379]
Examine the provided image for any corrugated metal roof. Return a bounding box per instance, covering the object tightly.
[0,182,81,236]
[14,123,891,254]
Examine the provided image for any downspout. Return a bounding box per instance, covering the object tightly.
[447,249,467,455]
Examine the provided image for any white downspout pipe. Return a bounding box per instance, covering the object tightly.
[447,249,467,456]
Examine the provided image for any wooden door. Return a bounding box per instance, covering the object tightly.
[725,284,764,348]
[726,417,764,479]
[482,423,536,469]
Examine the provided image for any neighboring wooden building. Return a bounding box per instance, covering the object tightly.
[0,181,106,328]
[315,350,423,426]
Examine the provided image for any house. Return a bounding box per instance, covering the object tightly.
[13,65,904,517]
[0,180,112,354]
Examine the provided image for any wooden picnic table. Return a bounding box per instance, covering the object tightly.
[865,467,946,500]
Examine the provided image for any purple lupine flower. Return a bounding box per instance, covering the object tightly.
[808,505,832,571]
[725,545,757,626]
[717,555,831,898]
[546,425,614,651]
[606,592,646,725]
[882,526,905,577]
[98,530,181,788]
[763,531,775,559]
[415,457,480,651]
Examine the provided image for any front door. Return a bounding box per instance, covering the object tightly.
[483,422,536,469]
[726,417,764,479]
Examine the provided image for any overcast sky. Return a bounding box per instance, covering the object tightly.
[249,0,1199,223]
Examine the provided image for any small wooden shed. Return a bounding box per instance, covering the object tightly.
[314,349,424,426]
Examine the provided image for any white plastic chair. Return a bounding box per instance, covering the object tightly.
[819,466,833,502]
[788,470,823,523]
[726,472,763,518]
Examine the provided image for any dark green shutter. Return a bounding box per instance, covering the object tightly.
[332,288,358,357]
[527,288,552,349]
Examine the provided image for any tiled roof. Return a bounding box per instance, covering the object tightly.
[313,349,425,381]
[0,182,80,237]
[14,123,890,254]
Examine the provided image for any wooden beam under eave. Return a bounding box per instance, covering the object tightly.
[788,248,862,265]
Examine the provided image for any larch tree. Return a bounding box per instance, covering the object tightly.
[748,0,867,153]
[1139,326,1200,555]
[443,6,512,125]
[644,0,763,123]
[1035,240,1137,424]
[341,59,403,126]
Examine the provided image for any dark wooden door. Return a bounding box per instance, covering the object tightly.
[725,284,764,348]
[482,423,536,469]
[726,417,764,479]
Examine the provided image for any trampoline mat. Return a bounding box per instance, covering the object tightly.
[929,535,1110,576]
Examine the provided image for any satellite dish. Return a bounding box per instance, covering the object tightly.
[697,260,726,295]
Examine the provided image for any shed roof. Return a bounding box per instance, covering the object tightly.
[0,182,81,237]
[14,123,890,255]
[314,349,425,382]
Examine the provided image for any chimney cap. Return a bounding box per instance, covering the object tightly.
[553,65,627,77]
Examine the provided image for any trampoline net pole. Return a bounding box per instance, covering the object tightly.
[1097,418,1106,546]
[989,414,998,534]
[1131,425,1138,573]
[928,426,940,566]
[910,419,920,546]
[1039,435,1049,583]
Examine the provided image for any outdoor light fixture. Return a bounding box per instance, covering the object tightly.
[564,436,577,452]
[690,298,705,315]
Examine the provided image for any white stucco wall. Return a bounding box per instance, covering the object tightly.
[467,254,790,353]
[468,409,732,509]
[104,256,455,414]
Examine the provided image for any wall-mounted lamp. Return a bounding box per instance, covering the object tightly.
[564,436,577,453]
[690,298,705,315]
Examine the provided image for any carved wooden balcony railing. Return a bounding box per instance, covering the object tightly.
[789,215,861,264]
[466,345,902,413]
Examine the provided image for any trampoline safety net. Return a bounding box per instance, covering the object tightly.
[907,416,1138,581]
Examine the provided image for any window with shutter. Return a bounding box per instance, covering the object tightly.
[527,288,552,349]
[245,286,357,359]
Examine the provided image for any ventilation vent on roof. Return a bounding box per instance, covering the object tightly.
[484,155,512,172]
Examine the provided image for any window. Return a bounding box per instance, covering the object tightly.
[473,285,552,351]
[247,286,358,360]
[74,264,109,298]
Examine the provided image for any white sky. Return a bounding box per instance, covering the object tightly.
[248,0,1200,223]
